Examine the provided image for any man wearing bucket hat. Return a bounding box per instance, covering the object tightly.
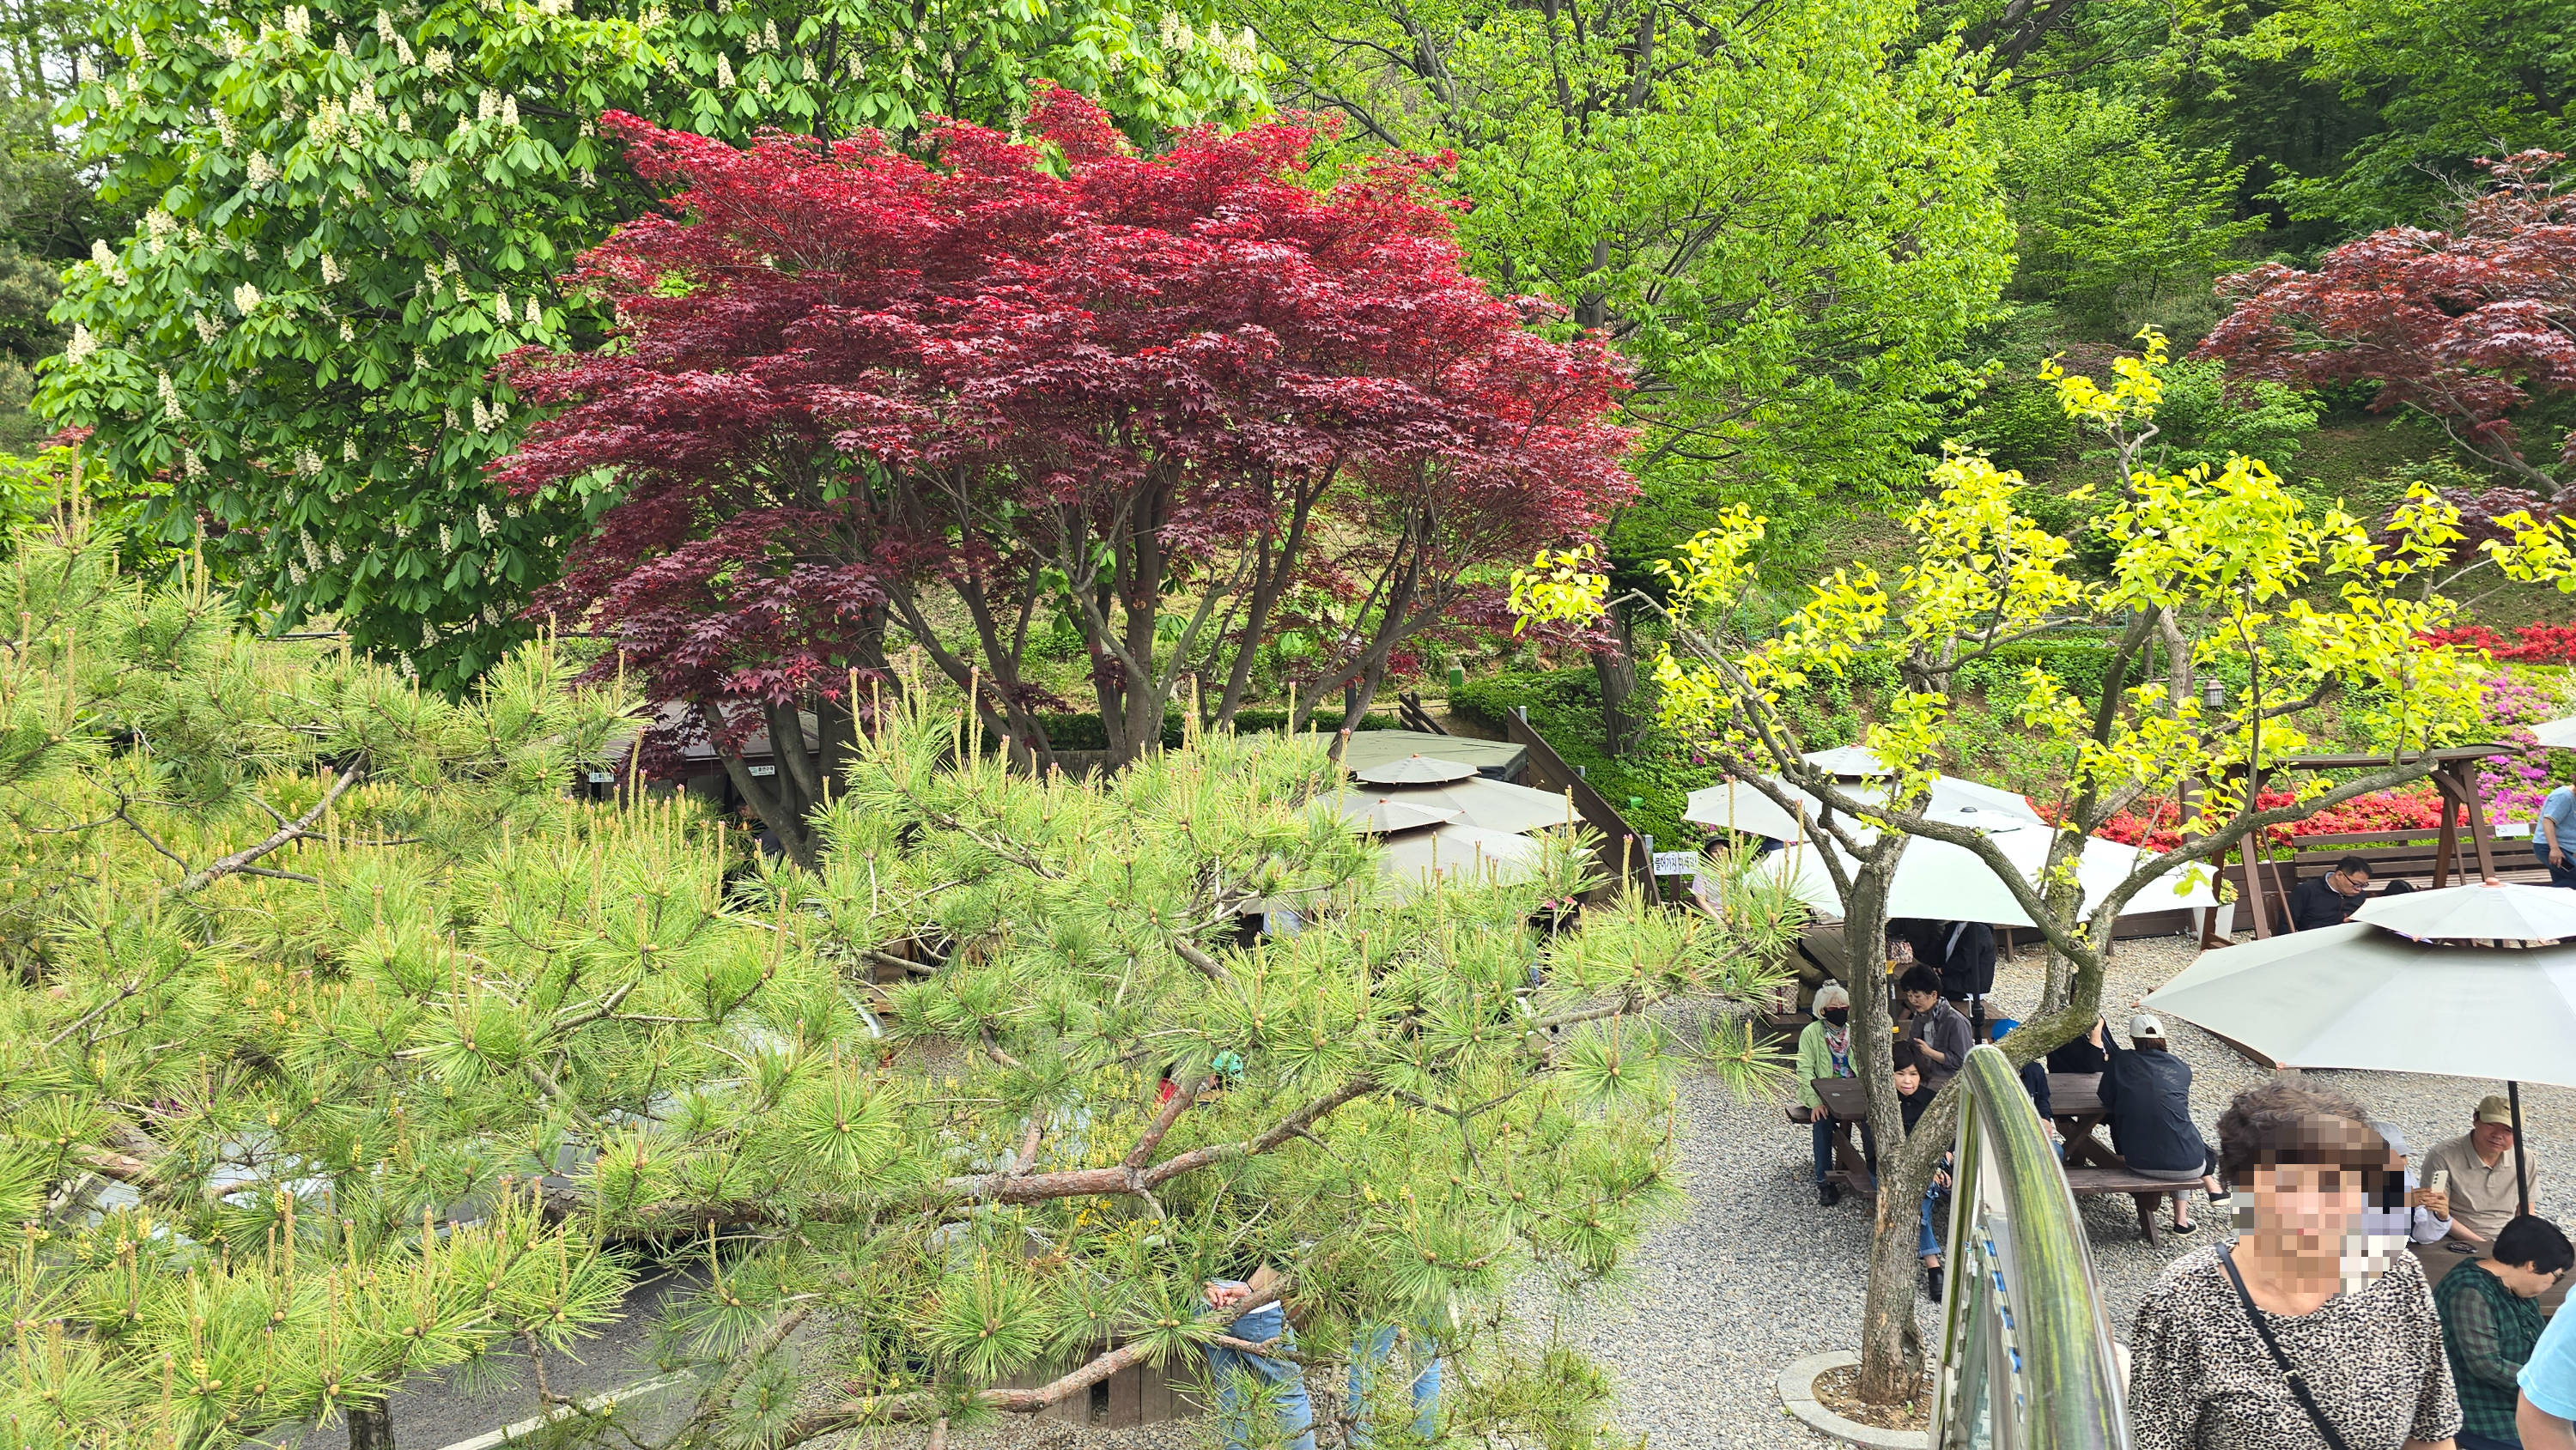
[2426,1096,2544,1250]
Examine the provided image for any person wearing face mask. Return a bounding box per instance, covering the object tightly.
[1793,982,1868,1207]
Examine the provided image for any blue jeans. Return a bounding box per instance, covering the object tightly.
[2538,840,2576,889]
[1207,1295,1315,1450]
[1919,1180,1949,1259]
[1347,1324,1442,1445]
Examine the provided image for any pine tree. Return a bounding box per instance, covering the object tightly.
[0,499,1805,1449]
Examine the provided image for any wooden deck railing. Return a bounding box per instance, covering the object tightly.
[1501,707,1661,904]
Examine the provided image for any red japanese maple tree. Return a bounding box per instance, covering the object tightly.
[497,88,1632,862]
[2199,149,2576,519]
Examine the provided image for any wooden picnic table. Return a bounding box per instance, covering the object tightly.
[1810,1077,1877,1197]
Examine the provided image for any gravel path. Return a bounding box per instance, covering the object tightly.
[1550,931,2576,1449]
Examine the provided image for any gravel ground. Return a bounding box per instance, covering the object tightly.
[1549,931,2576,1449]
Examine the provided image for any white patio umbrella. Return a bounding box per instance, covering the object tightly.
[2352,880,2576,941]
[1756,816,2219,927]
[1794,747,2052,831]
[2142,921,2576,1210]
[1801,744,1894,778]
[1341,798,1462,834]
[2530,716,2576,749]
[1375,822,1546,891]
[1352,754,1480,786]
[1685,774,2048,842]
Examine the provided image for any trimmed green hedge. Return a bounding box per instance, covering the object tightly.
[1953,639,2117,704]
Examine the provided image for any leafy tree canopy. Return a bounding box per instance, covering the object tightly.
[34,0,1272,690]
[1513,328,2576,1404]
[2247,0,2576,228]
[498,89,1636,859]
[1989,87,2261,326]
[1246,0,2014,520]
[0,498,1803,1450]
[2200,150,2576,515]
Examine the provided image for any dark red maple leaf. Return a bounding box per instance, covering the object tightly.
[495,87,1634,861]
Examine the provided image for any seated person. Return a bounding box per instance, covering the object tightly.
[1893,1040,1935,1134]
[2094,1012,2227,1232]
[2434,1215,2574,1450]
[2426,1096,2545,1251]
[2045,1020,2109,1076]
[1988,1017,2053,1121]
[1898,965,1973,1091]
[2542,781,2576,889]
[1794,983,1869,1207]
[2372,1121,2459,1246]
[2288,854,2374,931]
[1891,1042,1950,1301]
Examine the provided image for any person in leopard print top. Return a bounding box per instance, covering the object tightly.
[2128,1080,2461,1450]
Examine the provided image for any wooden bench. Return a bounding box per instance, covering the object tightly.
[2062,1166,2211,1245]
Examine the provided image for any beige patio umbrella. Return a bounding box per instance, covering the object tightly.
[2352,880,2576,942]
[1375,822,1546,891]
[1357,775,1580,835]
[1352,754,1480,786]
[1341,798,1463,834]
[2142,920,2576,1210]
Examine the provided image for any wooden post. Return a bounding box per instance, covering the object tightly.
[2433,793,2460,889]
[2238,842,2272,939]
[2458,757,2500,880]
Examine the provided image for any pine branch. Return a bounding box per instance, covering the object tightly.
[1169,935,1228,984]
[668,1304,814,1447]
[779,1275,1293,1443]
[167,761,365,897]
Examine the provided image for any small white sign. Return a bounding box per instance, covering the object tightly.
[1651,851,1700,876]
[2496,822,2534,839]
[747,764,776,778]
[586,771,615,784]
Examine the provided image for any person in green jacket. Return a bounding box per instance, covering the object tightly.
[2434,1214,2573,1449]
[1795,982,1871,1207]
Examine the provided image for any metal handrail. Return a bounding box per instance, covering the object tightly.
[1928,1044,2129,1448]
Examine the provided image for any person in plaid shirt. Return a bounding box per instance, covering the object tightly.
[2434,1216,2574,1449]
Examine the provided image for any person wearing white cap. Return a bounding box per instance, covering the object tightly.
[2094,1010,2228,1234]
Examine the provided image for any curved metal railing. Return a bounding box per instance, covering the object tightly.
[1927,1044,2129,1448]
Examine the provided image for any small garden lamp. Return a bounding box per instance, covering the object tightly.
[2202,678,2227,712]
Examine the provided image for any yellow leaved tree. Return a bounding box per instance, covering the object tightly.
[1510,328,2576,1404]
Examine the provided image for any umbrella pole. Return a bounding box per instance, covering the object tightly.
[2511,1079,2531,1216]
